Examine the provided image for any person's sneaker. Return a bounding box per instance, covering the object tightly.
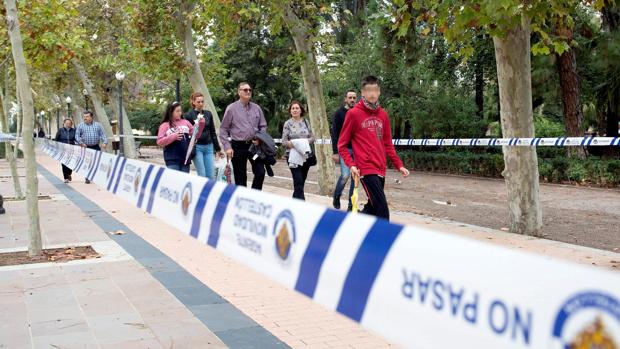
[64,179,70,183]
[85,179,91,184]
[332,196,341,210]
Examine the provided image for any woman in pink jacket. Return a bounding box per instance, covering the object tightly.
[157,101,203,173]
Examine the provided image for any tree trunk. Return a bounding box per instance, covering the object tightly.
[106,88,137,159]
[0,80,23,198]
[4,0,42,256]
[283,5,336,195]
[492,17,542,236]
[176,0,220,130]
[556,28,586,158]
[72,59,116,153]
[475,55,484,118]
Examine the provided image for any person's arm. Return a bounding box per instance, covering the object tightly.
[156,123,178,147]
[98,124,108,145]
[382,113,408,177]
[208,112,221,152]
[54,129,61,142]
[75,124,83,145]
[281,120,293,149]
[219,106,233,150]
[338,112,355,169]
[331,110,342,154]
[257,106,267,131]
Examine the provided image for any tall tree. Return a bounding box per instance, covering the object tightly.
[0,72,23,199]
[4,0,42,255]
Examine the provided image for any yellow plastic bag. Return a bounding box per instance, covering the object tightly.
[350,175,359,213]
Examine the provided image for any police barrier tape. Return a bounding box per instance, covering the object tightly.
[290,136,620,147]
[40,139,620,348]
[121,135,620,147]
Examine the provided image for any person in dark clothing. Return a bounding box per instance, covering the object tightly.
[338,76,409,220]
[54,119,76,183]
[157,101,203,173]
[184,92,222,179]
[332,90,357,210]
[37,128,46,138]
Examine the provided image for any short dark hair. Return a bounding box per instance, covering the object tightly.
[83,111,93,118]
[345,89,356,96]
[361,75,380,88]
[288,100,305,117]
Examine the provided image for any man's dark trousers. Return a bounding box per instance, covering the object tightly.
[230,140,265,190]
[360,174,389,220]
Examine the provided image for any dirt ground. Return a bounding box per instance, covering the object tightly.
[141,147,620,252]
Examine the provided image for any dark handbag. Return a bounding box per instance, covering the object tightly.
[302,119,317,166]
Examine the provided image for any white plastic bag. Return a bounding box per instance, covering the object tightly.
[215,157,234,184]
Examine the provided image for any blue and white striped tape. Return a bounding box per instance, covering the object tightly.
[39,139,620,349]
[301,136,620,147]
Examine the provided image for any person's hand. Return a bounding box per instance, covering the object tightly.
[252,139,260,145]
[80,143,86,148]
[176,130,184,140]
[350,165,360,178]
[399,167,410,178]
[198,117,205,125]
[101,143,107,149]
[226,148,234,158]
[331,154,339,163]
[217,151,225,158]
[287,141,294,149]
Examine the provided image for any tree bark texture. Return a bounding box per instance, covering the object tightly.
[556,31,585,158]
[492,17,542,236]
[4,0,42,255]
[176,0,220,131]
[283,5,336,195]
[0,83,23,198]
[72,59,117,154]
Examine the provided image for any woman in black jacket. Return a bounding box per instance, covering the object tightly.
[184,92,222,179]
[54,119,76,183]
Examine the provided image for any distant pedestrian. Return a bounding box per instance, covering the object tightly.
[55,119,75,183]
[157,101,203,173]
[282,101,315,200]
[338,76,409,220]
[75,111,107,183]
[184,92,222,179]
[331,89,357,210]
[219,82,268,190]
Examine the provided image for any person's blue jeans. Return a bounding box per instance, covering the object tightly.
[166,162,190,173]
[333,150,354,210]
[193,143,215,180]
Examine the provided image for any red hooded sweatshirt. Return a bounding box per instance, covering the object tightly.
[337,99,404,177]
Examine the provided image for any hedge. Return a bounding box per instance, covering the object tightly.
[399,149,620,187]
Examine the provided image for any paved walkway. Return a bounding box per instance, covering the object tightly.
[0,158,285,348]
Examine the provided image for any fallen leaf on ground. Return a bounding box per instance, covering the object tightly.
[500,227,509,232]
[109,230,125,235]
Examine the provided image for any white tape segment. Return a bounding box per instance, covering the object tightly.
[273,136,620,147]
[40,139,620,348]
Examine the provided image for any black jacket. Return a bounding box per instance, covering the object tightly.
[184,109,221,151]
[331,105,349,154]
[55,127,75,144]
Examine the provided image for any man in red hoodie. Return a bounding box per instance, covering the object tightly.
[337,75,410,220]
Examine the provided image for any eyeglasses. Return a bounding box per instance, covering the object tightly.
[240,88,252,93]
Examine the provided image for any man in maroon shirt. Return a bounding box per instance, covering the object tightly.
[337,76,410,220]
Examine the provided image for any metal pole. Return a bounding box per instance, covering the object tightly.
[56,108,60,131]
[67,103,72,120]
[176,78,181,102]
[118,80,124,157]
[48,114,51,137]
